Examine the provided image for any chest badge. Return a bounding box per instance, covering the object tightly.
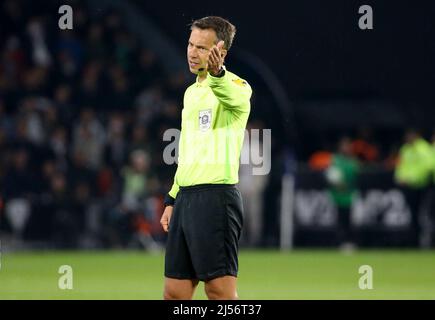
[199,109,212,132]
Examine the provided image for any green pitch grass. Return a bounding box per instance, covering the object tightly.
[0,249,434,299]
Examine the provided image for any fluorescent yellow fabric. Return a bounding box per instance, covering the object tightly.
[168,68,252,198]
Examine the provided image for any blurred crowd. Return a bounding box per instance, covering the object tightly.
[0,1,187,248]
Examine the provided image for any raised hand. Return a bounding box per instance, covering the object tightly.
[207,40,225,76]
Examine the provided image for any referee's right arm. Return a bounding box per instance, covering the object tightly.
[161,168,179,232]
[165,168,179,206]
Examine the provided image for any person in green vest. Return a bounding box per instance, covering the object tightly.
[428,130,435,246]
[326,136,360,249]
[430,130,435,185]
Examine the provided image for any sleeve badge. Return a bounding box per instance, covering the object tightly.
[232,78,247,86]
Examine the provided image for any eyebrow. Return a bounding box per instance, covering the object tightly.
[188,41,208,50]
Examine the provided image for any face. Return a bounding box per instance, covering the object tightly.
[187,27,225,74]
[338,137,352,156]
[405,131,418,143]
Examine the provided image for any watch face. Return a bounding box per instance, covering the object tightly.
[211,68,224,77]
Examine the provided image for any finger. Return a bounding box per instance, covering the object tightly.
[206,49,213,60]
[210,46,219,58]
[217,40,224,50]
[209,51,217,66]
[160,220,168,232]
[214,47,224,63]
[211,47,221,63]
[213,52,219,66]
[212,45,221,59]
[205,50,214,65]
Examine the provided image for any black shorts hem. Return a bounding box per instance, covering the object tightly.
[164,272,197,280]
[165,269,237,282]
[197,269,238,282]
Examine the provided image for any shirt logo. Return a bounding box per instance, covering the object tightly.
[199,109,212,132]
[232,78,247,86]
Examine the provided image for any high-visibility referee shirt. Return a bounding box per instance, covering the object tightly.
[168,67,252,199]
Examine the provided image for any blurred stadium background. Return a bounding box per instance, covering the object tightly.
[0,0,435,299]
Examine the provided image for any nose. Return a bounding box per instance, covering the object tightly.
[188,46,198,57]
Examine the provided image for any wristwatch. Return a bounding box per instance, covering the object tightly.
[210,67,225,78]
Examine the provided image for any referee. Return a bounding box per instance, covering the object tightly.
[160,16,252,300]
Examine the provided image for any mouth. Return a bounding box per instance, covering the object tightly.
[188,61,200,68]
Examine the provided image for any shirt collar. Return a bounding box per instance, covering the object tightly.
[195,74,209,87]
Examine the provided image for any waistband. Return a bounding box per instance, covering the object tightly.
[179,183,236,193]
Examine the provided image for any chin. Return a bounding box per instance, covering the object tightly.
[189,68,199,74]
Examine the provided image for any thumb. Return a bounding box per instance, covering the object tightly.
[217,40,225,50]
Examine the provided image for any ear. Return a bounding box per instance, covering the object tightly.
[220,49,228,60]
[217,40,225,49]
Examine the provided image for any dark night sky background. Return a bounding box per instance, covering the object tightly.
[138,0,435,107]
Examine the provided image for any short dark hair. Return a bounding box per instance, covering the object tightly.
[190,16,236,50]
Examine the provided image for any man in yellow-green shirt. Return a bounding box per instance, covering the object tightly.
[395,129,433,246]
[160,16,252,300]
[395,130,433,189]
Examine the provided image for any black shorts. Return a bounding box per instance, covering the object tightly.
[164,184,244,281]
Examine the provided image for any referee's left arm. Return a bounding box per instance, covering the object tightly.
[208,69,252,114]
